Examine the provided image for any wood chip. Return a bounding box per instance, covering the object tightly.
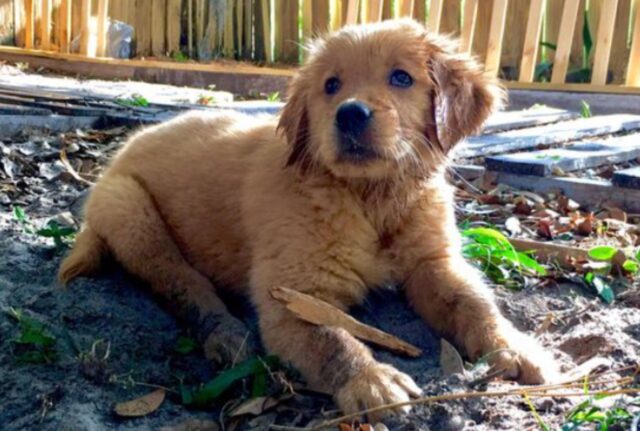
[114,389,165,417]
[270,286,421,358]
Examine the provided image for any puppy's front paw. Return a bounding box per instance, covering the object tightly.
[336,363,422,422]
[202,315,256,365]
[489,330,559,384]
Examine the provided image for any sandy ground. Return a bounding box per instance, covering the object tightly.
[1,124,640,431]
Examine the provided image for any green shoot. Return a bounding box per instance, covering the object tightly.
[115,93,150,107]
[580,100,592,118]
[7,308,58,364]
[267,91,281,102]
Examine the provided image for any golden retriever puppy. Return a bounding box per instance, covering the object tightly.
[60,19,557,417]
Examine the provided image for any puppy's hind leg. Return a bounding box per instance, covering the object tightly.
[77,175,254,365]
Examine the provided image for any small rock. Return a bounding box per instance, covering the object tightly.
[374,423,390,431]
[447,415,465,430]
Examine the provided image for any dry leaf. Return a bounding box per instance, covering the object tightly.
[440,339,466,376]
[229,396,280,417]
[114,389,165,418]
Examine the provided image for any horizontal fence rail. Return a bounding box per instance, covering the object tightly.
[0,0,639,91]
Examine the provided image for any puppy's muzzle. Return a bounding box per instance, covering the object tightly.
[335,100,376,162]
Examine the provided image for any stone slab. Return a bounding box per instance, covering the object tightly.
[485,133,640,176]
[458,115,640,158]
[612,166,640,190]
[483,107,578,134]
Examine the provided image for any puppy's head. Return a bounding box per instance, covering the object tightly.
[278,19,504,180]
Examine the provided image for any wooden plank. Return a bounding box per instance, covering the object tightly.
[25,0,34,49]
[151,0,167,57]
[591,0,619,85]
[413,0,425,22]
[79,0,91,55]
[483,107,579,133]
[40,0,52,50]
[188,0,194,57]
[518,0,545,82]
[258,0,272,62]
[612,166,640,189]
[440,0,461,35]
[96,0,109,57]
[222,0,233,58]
[368,0,383,23]
[196,0,205,46]
[550,0,580,84]
[302,0,313,41]
[0,103,53,115]
[543,0,564,64]
[459,114,640,158]
[505,80,640,94]
[485,134,640,176]
[57,0,71,53]
[460,0,478,53]
[399,0,414,17]
[382,0,393,20]
[136,0,153,57]
[345,0,360,25]
[166,0,181,56]
[242,0,253,60]
[627,0,640,86]
[484,0,508,77]
[504,0,529,71]
[472,0,492,62]
[486,171,640,212]
[276,0,298,62]
[609,0,631,84]
[312,0,330,33]
[426,0,443,33]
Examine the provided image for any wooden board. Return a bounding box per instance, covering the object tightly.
[485,133,640,176]
[460,0,478,53]
[166,0,181,56]
[135,0,153,57]
[591,0,619,85]
[25,0,34,49]
[151,0,167,57]
[426,0,443,33]
[518,0,545,82]
[459,115,640,158]
[57,0,71,53]
[40,0,52,50]
[550,0,580,84]
[484,0,508,76]
[627,0,640,86]
[96,0,109,57]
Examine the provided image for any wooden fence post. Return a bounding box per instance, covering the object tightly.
[426,0,443,33]
[485,0,509,76]
[96,0,109,57]
[627,0,640,85]
[519,0,546,82]
[551,0,580,83]
[460,0,478,53]
[591,0,619,84]
[40,0,51,50]
[79,0,90,55]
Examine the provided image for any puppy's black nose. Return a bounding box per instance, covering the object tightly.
[335,101,372,137]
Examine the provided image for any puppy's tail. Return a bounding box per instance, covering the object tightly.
[58,226,107,285]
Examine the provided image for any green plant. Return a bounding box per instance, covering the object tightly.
[7,308,58,364]
[580,100,592,118]
[559,395,637,431]
[180,356,278,407]
[172,51,189,62]
[267,91,280,102]
[536,10,594,83]
[115,93,150,107]
[13,207,76,247]
[174,336,198,355]
[582,246,639,303]
[462,227,547,287]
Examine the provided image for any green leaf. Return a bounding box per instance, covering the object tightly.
[462,227,511,248]
[251,368,267,398]
[182,356,278,407]
[13,206,27,222]
[174,336,198,355]
[622,259,639,274]
[588,246,617,261]
[583,10,593,61]
[635,249,640,262]
[580,100,592,118]
[539,41,558,51]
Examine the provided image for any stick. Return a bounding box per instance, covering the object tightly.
[269,286,422,358]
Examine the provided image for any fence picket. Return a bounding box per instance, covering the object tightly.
[485,0,508,76]
[519,0,545,82]
[550,0,580,83]
[627,0,640,85]
[591,0,619,85]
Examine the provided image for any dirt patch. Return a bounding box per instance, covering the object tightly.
[1,126,640,430]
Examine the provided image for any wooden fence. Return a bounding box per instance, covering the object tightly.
[1,0,640,90]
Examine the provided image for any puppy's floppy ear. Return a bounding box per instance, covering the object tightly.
[277,77,311,170]
[425,43,505,151]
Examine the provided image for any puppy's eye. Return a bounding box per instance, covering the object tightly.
[324,77,341,95]
[389,69,413,88]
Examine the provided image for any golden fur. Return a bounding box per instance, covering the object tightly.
[60,20,558,418]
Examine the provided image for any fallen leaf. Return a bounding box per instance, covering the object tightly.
[114,389,165,417]
[229,396,281,417]
[440,339,466,376]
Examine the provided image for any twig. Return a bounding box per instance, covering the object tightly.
[270,286,421,358]
[310,387,640,430]
[59,144,94,186]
